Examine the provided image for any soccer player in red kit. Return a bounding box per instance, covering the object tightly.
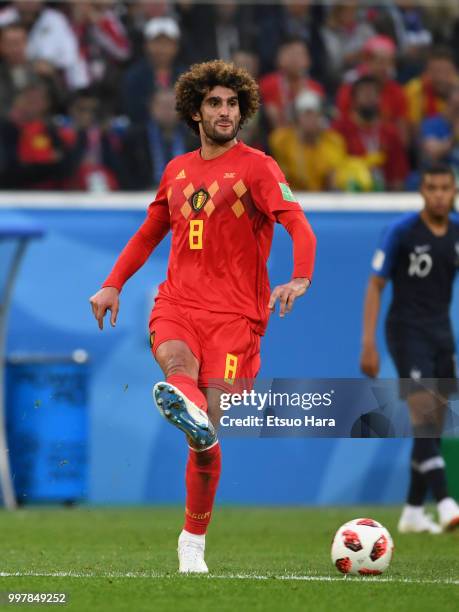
[90,60,316,573]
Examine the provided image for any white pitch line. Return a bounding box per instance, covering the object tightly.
[0,572,457,586]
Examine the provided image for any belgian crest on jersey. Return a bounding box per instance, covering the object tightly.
[191,188,209,212]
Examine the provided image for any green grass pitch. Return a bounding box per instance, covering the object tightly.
[0,507,457,611]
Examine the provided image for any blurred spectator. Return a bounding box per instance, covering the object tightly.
[269,90,346,191]
[1,80,86,189]
[419,85,459,177]
[259,37,324,129]
[62,88,124,191]
[0,23,36,116]
[122,1,173,62]
[120,89,195,191]
[0,0,89,90]
[336,36,409,143]
[70,2,131,87]
[421,2,459,44]
[120,16,183,124]
[380,0,433,83]
[232,49,259,81]
[254,1,325,78]
[333,76,409,191]
[232,49,268,150]
[321,1,375,94]
[178,2,256,65]
[405,46,459,127]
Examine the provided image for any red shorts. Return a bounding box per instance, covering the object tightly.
[149,299,261,392]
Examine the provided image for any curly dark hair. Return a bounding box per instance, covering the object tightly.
[175,60,260,135]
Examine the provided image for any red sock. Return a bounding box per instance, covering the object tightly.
[167,374,207,412]
[184,443,222,535]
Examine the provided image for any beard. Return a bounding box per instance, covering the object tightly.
[201,117,239,144]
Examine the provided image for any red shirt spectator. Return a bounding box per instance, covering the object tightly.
[336,36,409,141]
[259,37,324,128]
[337,79,408,124]
[405,48,459,127]
[6,80,85,190]
[260,73,324,123]
[333,116,408,189]
[70,2,131,84]
[333,76,409,190]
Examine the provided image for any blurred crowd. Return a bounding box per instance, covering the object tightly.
[1,0,459,192]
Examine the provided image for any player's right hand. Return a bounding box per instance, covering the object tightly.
[89,287,120,330]
[360,343,379,378]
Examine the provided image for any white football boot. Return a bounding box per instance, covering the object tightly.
[397,505,442,534]
[178,530,208,573]
[438,497,459,531]
[153,382,217,449]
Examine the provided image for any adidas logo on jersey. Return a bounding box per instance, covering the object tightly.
[176,170,186,179]
[224,172,236,178]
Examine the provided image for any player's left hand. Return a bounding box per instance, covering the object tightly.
[268,278,310,317]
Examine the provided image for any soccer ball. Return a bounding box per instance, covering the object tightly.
[331,518,394,576]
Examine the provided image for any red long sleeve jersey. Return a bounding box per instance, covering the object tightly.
[111,141,316,335]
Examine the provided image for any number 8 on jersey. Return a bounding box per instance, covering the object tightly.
[189,220,203,250]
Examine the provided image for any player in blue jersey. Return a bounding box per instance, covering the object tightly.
[360,163,459,533]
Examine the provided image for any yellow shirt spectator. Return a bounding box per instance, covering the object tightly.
[404,49,459,126]
[269,89,347,191]
[270,125,347,191]
[404,76,446,126]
